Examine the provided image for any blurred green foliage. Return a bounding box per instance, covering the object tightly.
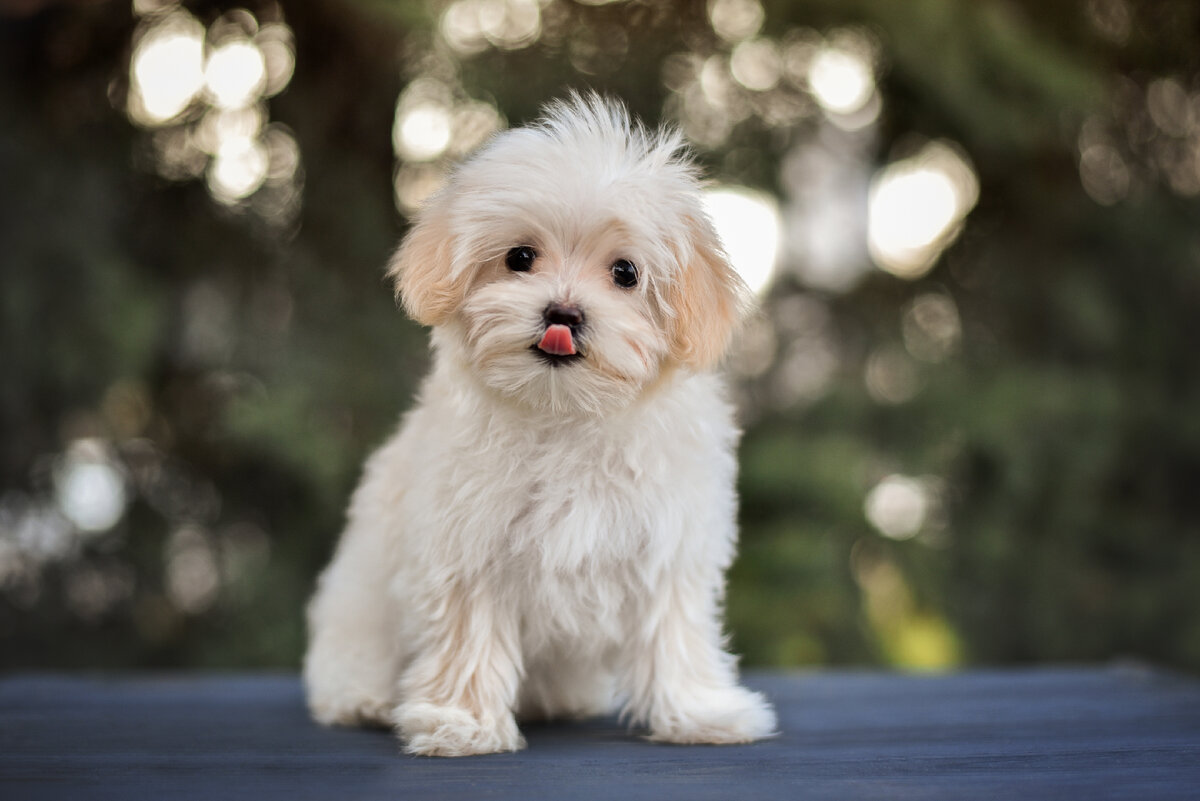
[1,0,1198,673]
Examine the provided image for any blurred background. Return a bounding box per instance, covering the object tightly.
[2,0,1198,673]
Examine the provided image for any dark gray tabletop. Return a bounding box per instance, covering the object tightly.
[2,667,1198,800]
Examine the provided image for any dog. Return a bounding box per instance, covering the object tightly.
[303,94,777,757]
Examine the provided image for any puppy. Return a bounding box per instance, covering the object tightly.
[303,94,777,757]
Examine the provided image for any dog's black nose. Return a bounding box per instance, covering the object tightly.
[544,303,584,327]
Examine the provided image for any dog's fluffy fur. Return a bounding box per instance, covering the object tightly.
[303,95,777,757]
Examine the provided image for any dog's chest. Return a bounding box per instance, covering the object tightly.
[480,424,666,572]
[401,372,734,592]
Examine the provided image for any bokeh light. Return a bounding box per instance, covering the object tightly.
[394,101,454,162]
[864,474,932,540]
[448,101,504,157]
[780,137,873,293]
[730,38,782,92]
[208,135,270,201]
[256,23,296,96]
[902,292,961,363]
[193,105,264,157]
[53,440,128,534]
[864,345,920,405]
[125,3,299,220]
[128,11,206,125]
[1086,0,1131,43]
[166,525,220,613]
[1077,118,1130,206]
[1,495,74,570]
[1077,72,1200,204]
[392,80,503,164]
[773,329,839,407]
[703,186,781,294]
[708,0,764,44]
[205,38,267,110]
[390,79,503,214]
[808,42,874,116]
[394,163,447,216]
[440,0,542,55]
[851,539,960,669]
[868,141,979,279]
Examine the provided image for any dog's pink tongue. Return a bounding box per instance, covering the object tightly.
[537,324,576,356]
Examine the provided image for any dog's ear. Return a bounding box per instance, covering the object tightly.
[386,198,466,328]
[667,214,750,370]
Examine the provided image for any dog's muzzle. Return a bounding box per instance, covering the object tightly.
[536,303,584,360]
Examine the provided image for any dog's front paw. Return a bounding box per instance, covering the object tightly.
[648,686,778,745]
[309,694,394,729]
[306,681,394,729]
[395,701,525,757]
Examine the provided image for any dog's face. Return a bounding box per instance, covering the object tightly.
[388,96,747,414]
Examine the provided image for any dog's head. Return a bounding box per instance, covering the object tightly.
[388,94,749,414]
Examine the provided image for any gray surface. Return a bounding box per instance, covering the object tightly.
[2,667,1199,800]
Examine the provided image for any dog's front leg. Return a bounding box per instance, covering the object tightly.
[394,580,524,757]
[621,569,777,745]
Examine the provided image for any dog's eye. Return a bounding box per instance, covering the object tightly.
[506,246,537,272]
[611,259,638,288]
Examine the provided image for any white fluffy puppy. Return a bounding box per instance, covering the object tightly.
[303,94,777,757]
